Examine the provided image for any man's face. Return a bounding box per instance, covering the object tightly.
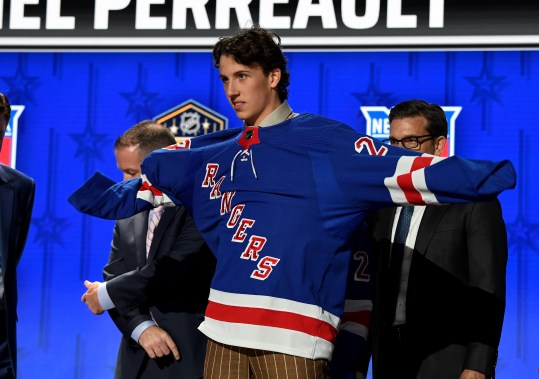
[389,116,445,156]
[115,145,144,180]
[219,55,281,126]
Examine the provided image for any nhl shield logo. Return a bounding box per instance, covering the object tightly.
[153,99,228,143]
[0,105,25,168]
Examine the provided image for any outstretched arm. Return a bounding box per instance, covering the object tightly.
[321,130,516,210]
[68,172,166,219]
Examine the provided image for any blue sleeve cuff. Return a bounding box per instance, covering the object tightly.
[131,321,157,343]
[97,282,115,311]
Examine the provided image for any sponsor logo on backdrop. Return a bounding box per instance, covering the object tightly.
[360,105,461,157]
[0,105,24,168]
[153,99,228,143]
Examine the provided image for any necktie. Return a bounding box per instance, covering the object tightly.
[386,205,414,323]
[394,206,413,247]
[146,206,164,259]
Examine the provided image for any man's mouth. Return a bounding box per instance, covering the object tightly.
[232,101,244,111]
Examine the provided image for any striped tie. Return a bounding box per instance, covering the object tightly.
[146,205,164,259]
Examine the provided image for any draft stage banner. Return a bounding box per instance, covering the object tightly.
[0,0,538,49]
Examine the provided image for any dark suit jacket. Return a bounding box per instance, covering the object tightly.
[103,206,215,379]
[369,200,507,379]
[0,164,35,377]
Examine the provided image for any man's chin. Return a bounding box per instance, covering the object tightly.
[236,112,253,125]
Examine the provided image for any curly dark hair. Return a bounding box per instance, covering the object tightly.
[388,99,448,137]
[212,25,290,102]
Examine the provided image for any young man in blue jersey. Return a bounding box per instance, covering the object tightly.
[212,27,372,379]
[213,25,334,377]
[72,26,516,379]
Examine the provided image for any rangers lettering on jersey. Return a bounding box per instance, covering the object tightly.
[202,163,219,187]
[203,162,277,280]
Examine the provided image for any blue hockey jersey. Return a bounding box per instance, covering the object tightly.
[69,113,516,361]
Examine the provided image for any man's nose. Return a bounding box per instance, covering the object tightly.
[226,81,238,96]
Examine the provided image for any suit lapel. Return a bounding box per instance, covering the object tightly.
[146,207,176,261]
[414,205,449,257]
[382,208,397,239]
[376,207,397,269]
[133,211,149,267]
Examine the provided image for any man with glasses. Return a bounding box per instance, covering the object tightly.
[369,99,507,379]
[383,134,440,150]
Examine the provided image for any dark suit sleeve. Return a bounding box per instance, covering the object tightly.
[103,220,152,340]
[16,177,35,264]
[464,199,507,376]
[106,207,210,316]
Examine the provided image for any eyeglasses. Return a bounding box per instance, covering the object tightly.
[382,135,435,149]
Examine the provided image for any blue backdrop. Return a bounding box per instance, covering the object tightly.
[1,50,537,378]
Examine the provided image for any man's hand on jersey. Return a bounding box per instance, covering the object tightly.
[81,280,104,315]
[138,326,180,360]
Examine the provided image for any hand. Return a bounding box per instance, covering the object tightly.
[138,325,180,360]
[460,369,486,379]
[81,280,105,315]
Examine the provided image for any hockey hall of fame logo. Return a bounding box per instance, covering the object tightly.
[360,105,462,157]
[153,99,228,143]
[0,105,25,168]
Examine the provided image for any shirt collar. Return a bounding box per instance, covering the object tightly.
[246,101,295,128]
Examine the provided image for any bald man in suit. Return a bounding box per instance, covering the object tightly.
[82,121,215,378]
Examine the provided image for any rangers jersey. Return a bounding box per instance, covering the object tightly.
[69,113,516,361]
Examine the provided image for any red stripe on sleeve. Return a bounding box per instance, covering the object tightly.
[411,156,434,171]
[139,181,163,197]
[396,156,434,204]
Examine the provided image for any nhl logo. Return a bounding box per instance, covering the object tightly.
[179,111,201,135]
[153,99,228,143]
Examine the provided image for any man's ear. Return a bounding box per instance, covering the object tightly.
[269,68,281,89]
[434,136,447,156]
